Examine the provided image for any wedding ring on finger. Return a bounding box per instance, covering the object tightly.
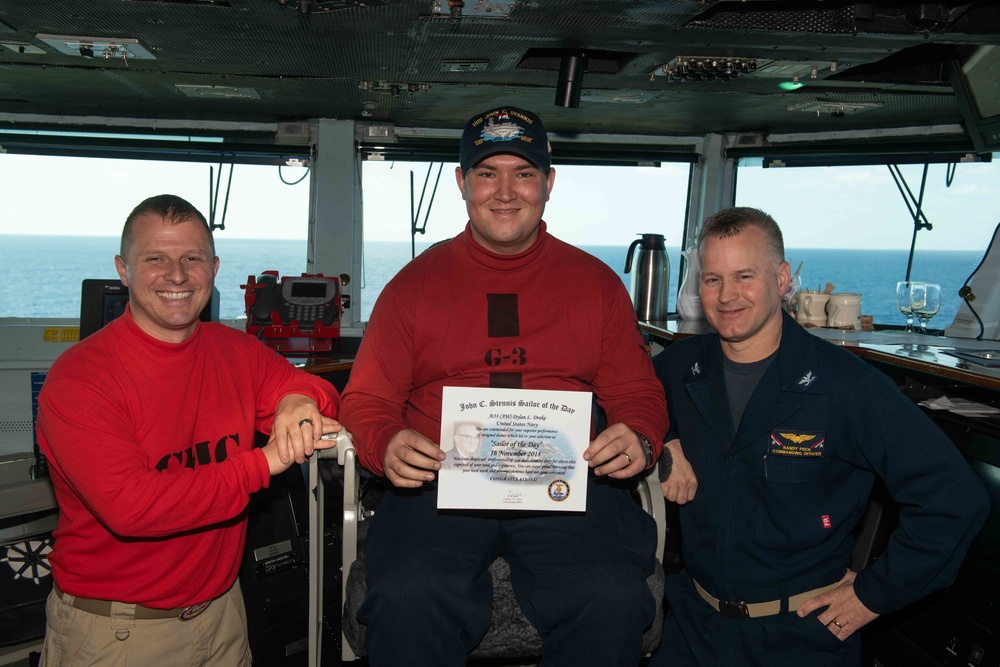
[622,452,632,464]
[832,620,843,629]
[298,418,313,427]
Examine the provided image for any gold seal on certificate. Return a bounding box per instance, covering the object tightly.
[437,386,592,512]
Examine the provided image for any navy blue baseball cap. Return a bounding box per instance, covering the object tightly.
[459,106,552,173]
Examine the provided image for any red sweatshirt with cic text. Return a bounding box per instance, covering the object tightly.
[37,308,339,608]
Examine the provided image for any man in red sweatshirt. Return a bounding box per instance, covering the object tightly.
[341,106,669,665]
[36,194,341,666]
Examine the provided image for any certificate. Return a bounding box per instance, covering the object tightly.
[437,386,592,512]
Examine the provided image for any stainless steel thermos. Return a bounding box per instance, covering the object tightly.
[624,233,670,322]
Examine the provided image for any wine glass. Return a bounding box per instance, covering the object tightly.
[914,283,941,334]
[896,281,916,332]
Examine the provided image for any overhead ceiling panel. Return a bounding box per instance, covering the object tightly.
[0,0,994,143]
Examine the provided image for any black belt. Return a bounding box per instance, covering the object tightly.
[54,582,212,621]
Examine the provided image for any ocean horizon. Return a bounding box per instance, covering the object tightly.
[1,234,983,328]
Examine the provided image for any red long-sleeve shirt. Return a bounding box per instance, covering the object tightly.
[342,222,668,476]
[37,308,339,608]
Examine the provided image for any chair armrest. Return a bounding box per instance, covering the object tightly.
[308,430,359,665]
[337,439,361,662]
[637,468,666,560]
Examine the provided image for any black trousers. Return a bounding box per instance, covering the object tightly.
[358,475,657,667]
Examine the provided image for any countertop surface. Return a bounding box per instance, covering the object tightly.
[641,320,1000,392]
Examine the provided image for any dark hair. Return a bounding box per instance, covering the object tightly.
[120,194,214,259]
[697,207,784,268]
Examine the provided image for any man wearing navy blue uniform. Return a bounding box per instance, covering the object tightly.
[649,207,988,666]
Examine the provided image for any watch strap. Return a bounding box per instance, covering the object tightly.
[635,432,654,468]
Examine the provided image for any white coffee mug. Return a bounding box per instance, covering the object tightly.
[827,293,862,329]
[796,291,831,326]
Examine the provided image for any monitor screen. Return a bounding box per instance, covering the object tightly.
[951,46,1000,154]
[79,279,218,340]
[963,45,1000,120]
[79,279,129,340]
[290,281,327,299]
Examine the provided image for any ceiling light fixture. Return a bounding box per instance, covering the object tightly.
[359,81,428,94]
[787,99,885,115]
[579,90,654,104]
[175,85,261,99]
[441,60,489,73]
[36,34,156,60]
[432,0,519,19]
[0,42,45,55]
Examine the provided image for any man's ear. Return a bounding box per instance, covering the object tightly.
[777,260,791,295]
[455,166,467,200]
[114,255,129,286]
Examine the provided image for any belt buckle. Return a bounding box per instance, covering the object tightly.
[718,599,750,620]
[179,601,211,621]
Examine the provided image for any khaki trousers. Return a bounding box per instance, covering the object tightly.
[40,579,252,667]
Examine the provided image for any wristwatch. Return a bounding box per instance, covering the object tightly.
[635,432,654,468]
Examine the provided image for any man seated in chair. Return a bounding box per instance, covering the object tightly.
[340,105,669,666]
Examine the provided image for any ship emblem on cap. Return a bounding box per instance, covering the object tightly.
[481,114,524,143]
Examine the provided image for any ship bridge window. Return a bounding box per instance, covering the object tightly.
[734,157,1000,328]
[360,160,692,322]
[0,153,310,321]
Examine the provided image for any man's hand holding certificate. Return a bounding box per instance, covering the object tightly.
[438,387,592,511]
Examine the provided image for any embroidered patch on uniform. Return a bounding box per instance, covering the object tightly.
[797,371,817,387]
[769,430,825,457]
[821,515,832,529]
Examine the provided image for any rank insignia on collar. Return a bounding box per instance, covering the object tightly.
[770,430,825,457]
[797,371,816,387]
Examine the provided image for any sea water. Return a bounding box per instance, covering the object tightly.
[0,235,983,329]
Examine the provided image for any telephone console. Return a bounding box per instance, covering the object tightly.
[243,271,342,353]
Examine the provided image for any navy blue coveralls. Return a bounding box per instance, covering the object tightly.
[649,310,988,667]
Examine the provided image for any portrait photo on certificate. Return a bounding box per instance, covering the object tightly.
[437,386,592,512]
